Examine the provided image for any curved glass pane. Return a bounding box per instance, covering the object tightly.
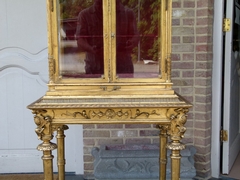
[116,0,160,78]
[58,0,104,78]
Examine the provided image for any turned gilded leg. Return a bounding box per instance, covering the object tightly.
[166,108,189,180]
[158,125,168,180]
[55,125,69,180]
[33,110,56,180]
[37,140,57,180]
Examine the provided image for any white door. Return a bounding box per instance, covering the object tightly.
[0,0,83,174]
[222,0,240,174]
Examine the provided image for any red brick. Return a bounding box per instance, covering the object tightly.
[83,124,95,129]
[172,62,194,69]
[183,53,194,60]
[171,54,181,61]
[196,36,212,43]
[194,137,211,146]
[125,124,151,128]
[125,138,151,144]
[195,70,212,78]
[183,36,195,43]
[196,45,212,52]
[83,139,95,146]
[84,163,94,171]
[183,18,195,26]
[172,1,181,8]
[196,53,213,61]
[96,124,123,129]
[96,138,123,145]
[172,36,181,43]
[182,71,194,77]
[194,129,211,137]
[111,130,138,137]
[184,1,195,8]
[83,130,110,138]
[172,19,180,26]
[140,130,159,136]
[197,0,214,8]
[197,9,213,17]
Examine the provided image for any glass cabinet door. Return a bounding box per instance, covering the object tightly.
[56,0,170,83]
[115,0,160,79]
[58,0,104,78]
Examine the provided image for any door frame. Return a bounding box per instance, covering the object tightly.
[211,0,224,178]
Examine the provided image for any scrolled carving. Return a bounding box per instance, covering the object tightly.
[166,108,188,140]
[92,109,130,119]
[32,110,53,140]
[131,109,161,119]
[61,110,90,119]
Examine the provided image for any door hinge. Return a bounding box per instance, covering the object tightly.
[223,18,231,32]
[220,130,228,142]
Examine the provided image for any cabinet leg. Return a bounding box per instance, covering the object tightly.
[158,125,168,180]
[37,141,57,180]
[166,108,189,180]
[33,111,56,180]
[56,125,69,180]
[167,142,185,180]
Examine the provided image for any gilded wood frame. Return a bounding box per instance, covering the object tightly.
[45,0,173,96]
[28,1,193,180]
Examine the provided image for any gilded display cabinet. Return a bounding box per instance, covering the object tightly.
[28,0,192,179]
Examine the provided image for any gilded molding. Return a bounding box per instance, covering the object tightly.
[37,142,57,151]
[52,124,69,132]
[48,56,55,83]
[166,142,185,151]
[157,124,169,136]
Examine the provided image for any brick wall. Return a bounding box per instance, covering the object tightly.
[172,0,213,178]
[83,123,160,177]
[83,0,214,178]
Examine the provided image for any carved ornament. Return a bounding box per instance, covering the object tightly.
[32,109,54,140]
[61,109,161,120]
[166,108,188,140]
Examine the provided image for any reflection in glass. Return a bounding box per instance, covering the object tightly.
[58,0,161,79]
[117,0,160,78]
[59,0,103,78]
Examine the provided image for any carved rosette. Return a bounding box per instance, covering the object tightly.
[166,108,189,150]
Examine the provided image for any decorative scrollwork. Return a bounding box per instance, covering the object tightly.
[166,108,188,140]
[92,109,130,119]
[32,110,53,140]
[60,109,161,120]
[61,110,90,119]
[131,109,161,119]
[165,108,189,151]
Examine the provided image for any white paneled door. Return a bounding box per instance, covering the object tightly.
[0,0,83,174]
[222,0,240,174]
